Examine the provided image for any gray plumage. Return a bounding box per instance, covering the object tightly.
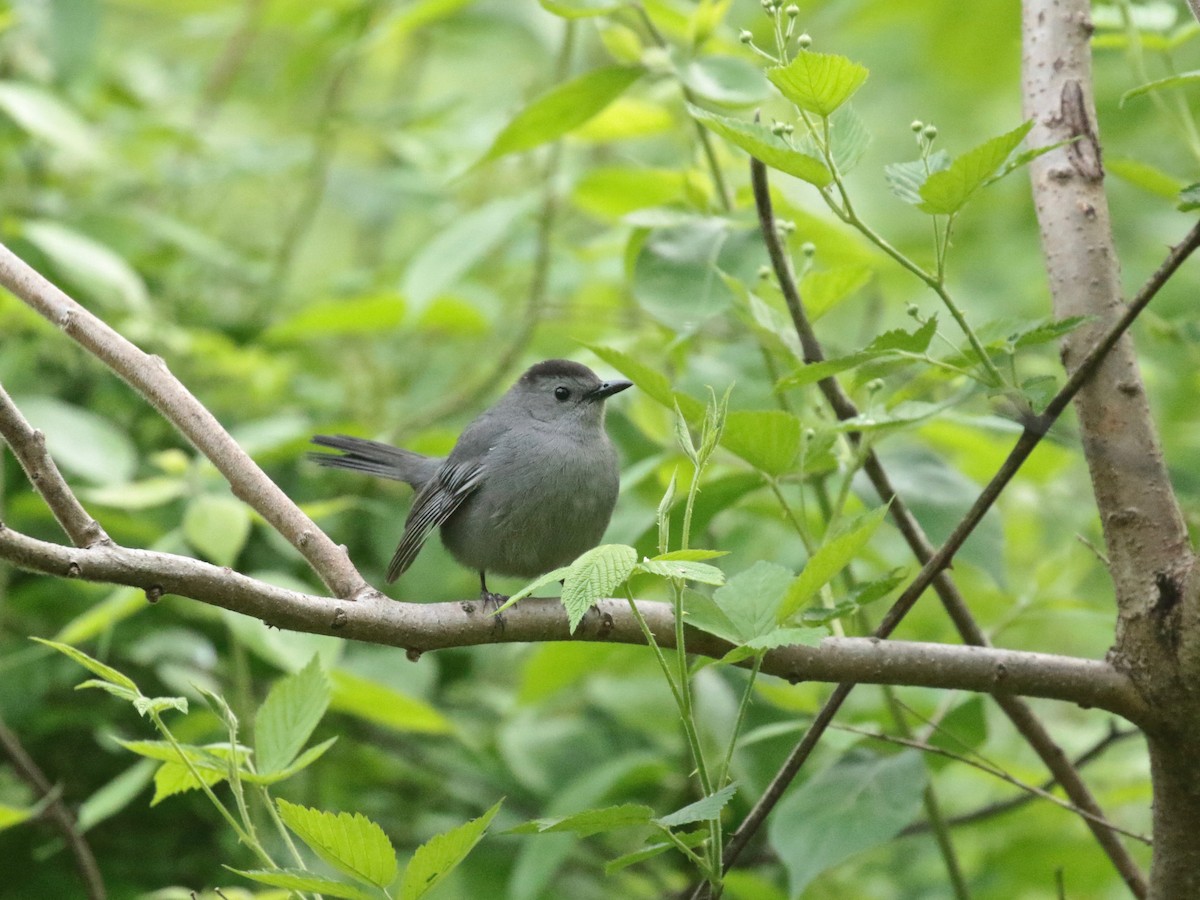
[310,359,632,595]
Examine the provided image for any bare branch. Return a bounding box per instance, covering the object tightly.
[0,242,367,600]
[0,381,108,548]
[0,524,1150,721]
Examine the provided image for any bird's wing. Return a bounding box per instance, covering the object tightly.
[386,460,485,583]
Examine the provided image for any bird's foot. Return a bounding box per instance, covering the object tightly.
[480,590,509,613]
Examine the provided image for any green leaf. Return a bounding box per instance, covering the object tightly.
[1180,182,1200,212]
[656,783,737,827]
[917,121,1033,215]
[400,799,502,900]
[0,82,102,162]
[539,0,624,18]
[329,669,454,735]
[883,151,951,205]
[634,558,726,585]
[571,167,689,220]
[482,66,642,162]
[80,477,187,510]
[632,217,736,326]
[276,798,398,889]
[604,841,675,875]
[778,506,889,621]
[151,759,226,805]
[402,196,532,308]
[133,695,189,718]
[1121,69,1200,105]
[776,318,936,390]
[230,868,377,900]
[709,561,796,642]
[720,410,803,476]
[0,803,34,833]
[511,803,654,836]
[828,105,870,174]
[802,264,873,320]
[14,395,137,485]
[244,736,337,785]
[22,219,147,312]
[742,627,825,651]
[680,56,770,107]
[799,570,906,626]
[687,105,831,186]
[265,293,406,343]
[1107,157,1185,199]
[562,544,638,633]
[77,759,157,831]
[766,50,869,116]
[33,637,139,693]
[651,549,729,562]
[183,493,251,567]
[255,655,332,776]
[492,565,572,615]
[927,696,988,770]
[584,344,706,420]
[769,751,927,896]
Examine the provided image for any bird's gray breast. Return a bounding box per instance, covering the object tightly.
[440,427,618,578]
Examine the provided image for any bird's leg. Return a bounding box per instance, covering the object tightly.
[479,572,508,611]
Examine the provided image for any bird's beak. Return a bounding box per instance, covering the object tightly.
[590,379,633,401]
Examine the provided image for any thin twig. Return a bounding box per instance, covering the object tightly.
[838,724,1150,845]
[0,381,109,549]
[0,242,368,600]
[707,159,1200,897]
[900,724,1139,836]
[0,715,106,900]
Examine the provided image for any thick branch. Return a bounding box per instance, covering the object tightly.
[0,525,1149,722]
[0,243,366,600]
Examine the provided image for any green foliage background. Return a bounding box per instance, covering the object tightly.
[1,0,1198,896]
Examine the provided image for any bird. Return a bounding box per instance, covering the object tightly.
[310,359,633,601]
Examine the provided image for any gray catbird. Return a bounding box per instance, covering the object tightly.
[310,359,632,599]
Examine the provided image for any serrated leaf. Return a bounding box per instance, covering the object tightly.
[656,783,737,827]
[884,151,951,205]
[604,841,675,875]
[183,494,251,567]
[767,50,869,116]
[562,544,638,632]
[230,868,377,900]
[635,559,726,585]
[743,627,825,651]
[33,638,139,693]
[720,410,803,476]
[151,759,226,805]
[276,798,398,889]
[778,506,889,621]
[687,105,831,186]
[133,695,189,717]
[482,66,642,162]
[76,680,140,704]
[244,737,337,785]
[709,561,796,642]
[401,800,502,900]
[682,589,742,645]
[255,655,331,776]
[828,105,870,174]
[492,565,572,615]
[511,803,654,836]
[918,121,1033,215]
[776,318,937,390]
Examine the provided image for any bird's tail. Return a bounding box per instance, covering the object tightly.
[309,434,441,489]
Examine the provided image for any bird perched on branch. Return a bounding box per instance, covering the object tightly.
[311,359,632,601]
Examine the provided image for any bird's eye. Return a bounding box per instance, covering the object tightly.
[554,386,571,401]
